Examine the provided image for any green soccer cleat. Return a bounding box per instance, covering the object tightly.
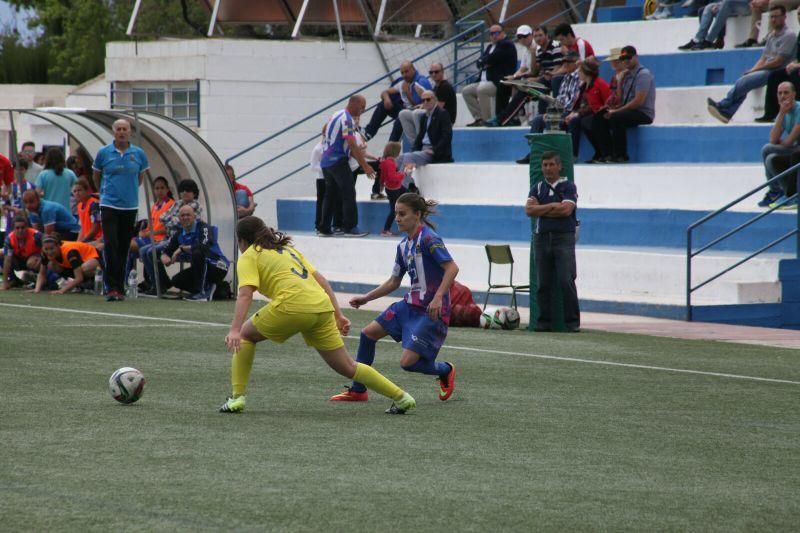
[385,392,416,414]
[219,395,246,413]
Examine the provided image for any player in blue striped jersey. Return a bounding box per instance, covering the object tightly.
[330,193,459,406]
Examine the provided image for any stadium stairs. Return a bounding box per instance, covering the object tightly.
[275,14,800,328]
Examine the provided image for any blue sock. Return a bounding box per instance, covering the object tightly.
[402,359,451,377]
[350,332,376,393]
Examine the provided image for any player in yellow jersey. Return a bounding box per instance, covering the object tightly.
[221,216,416,414]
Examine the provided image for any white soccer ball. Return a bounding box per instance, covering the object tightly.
[480,306,521,330]
[108,367,146,404]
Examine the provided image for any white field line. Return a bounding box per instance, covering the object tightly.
[2,302,798,386]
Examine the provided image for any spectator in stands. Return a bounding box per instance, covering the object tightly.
[364,61,431,142]
[516,51,583,165]
[19,141,43,183]
[524,151,580,333]
[485,25,537,127]
[567,62,612,161]
[584,50,626,163]
[225,164,256,218]
[492,25,565,127]
[92,118,150,302]
[1,215,42,290]
[646,0,681,20]
[758,81,800,207]
[756,8,800,122]
[398,62,457,142]
[161,178,204,236]
[73,178,102,244]
[319,95,374,238]
[137,176,175,295]
[463,24,518,127]
[708,5,796,122]
[36,147,77,212]
[396,90,454,174]
[35,234,101,295]
[679,0,750,51]
[160,204,229,301]
[553,23,595,64]
[22,189,80,240]
[349,116,382,200]
[378,142,407,236]
[589,46,656,163]
[737,0,800,48]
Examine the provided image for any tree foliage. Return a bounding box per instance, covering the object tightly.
[1,0,210,85]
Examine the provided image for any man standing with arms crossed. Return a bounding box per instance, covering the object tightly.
[525,152,580,332]
[92,118,150,301]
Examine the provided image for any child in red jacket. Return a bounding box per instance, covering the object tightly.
[378,142,408,236]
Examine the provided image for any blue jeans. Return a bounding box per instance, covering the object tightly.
[718,69,772,117]
[695,0,750,42]
[762,143,796,193]
[139,239,169,288]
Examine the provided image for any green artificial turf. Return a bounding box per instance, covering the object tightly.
[0,291,798,531]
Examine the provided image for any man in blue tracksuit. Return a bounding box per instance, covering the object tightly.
[160,204,229,301]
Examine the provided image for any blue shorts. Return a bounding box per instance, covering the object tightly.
[375,300,448,360]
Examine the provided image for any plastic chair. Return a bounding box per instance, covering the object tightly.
[483,244,530,311]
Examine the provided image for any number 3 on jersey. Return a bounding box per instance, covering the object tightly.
[277,247,308,279]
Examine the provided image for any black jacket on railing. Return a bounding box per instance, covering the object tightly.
[412,106,453,163]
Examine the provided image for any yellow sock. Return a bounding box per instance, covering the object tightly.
[231,340,256,397]
[353,363,405,401]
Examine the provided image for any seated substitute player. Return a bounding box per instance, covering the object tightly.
[34,234,102,295]
[330,193,459,408]
[1,215,43,290]
[221,215,417,414]
[160,204,229,301]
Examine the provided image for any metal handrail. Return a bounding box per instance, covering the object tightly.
[225,20,485,170]
[686,163,800,320]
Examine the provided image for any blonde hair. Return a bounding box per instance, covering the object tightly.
[383,142,402,159]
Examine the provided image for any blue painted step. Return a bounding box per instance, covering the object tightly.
[598,49,763,87]
[277,199,797,253]
[596,6,643,22]
[452,126,769,163]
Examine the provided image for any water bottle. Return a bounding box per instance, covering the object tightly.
[127,269,138,299]
[94,269,104,295]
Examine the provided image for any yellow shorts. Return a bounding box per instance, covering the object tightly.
[250,303,344,352]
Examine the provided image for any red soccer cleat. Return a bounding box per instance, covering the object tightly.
[329,386,369,402]
[438,363,456,401]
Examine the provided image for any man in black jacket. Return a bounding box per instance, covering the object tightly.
[397,91,453,171]
[462,24,518,127]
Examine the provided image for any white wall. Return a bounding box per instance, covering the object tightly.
[105,38,447,225]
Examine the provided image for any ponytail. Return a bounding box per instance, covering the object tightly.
[236,216,292,251]
[396,192,439,230]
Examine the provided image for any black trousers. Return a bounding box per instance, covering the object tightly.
[590,109,652,158]
[364,101,404,141]
[763,68,800,120]
[383,186,407,232]
[320,158,358,233]
[171,251,228,294]
[534,232,580,330]
[769,151,800,196]
[100,206,137,293]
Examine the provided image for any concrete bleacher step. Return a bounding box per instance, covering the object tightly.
[354,162,767,212]
[450,125,769,163]
[287,233,783,309]
[453,87,764,127]
[576,12,798,55]
[277,197,796,253]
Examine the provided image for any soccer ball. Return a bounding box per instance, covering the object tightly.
[480,306,521,330]
[108,367,146,404]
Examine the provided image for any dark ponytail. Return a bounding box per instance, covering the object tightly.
[396,192,439,230]
[236,216,292,251]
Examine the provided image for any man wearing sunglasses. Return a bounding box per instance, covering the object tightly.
[398,63,457,143]
[19,141,43,183]
[396,90,453,173]
[363,61,432,142]
[463,24,518,127]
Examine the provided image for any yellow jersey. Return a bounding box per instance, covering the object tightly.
[237,244,333,314]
